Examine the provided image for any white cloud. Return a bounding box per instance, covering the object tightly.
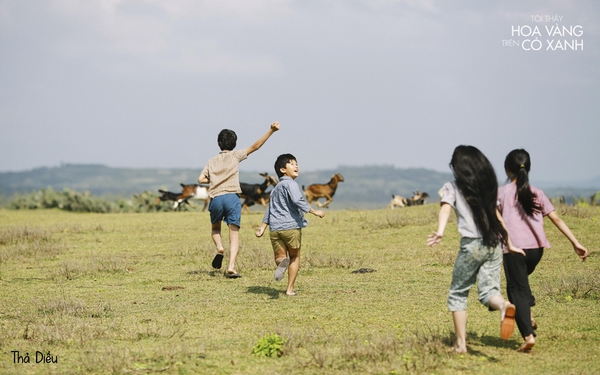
[164,42,285,76]
[35,0,288,75]
[153,0,294,23]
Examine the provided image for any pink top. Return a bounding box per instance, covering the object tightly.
[497,182,554,252]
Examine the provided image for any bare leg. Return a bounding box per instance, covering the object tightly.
[286,247,300,296]
[274,248,287,265]
[210,222,225,269]
[227,224,239,274]
[488,295,505,312]
[211,222,224,252]
[452,310,467,353]
[273,247,289,282]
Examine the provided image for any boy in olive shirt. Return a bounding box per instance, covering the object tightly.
[199,122,279,278]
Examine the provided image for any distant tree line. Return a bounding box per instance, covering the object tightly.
[6,188,600,214]
[8,187,177,213]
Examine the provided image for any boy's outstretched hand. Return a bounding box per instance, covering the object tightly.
[270,122,280,132]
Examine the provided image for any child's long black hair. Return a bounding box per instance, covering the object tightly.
[504,149,541,216]
[450,145,507,248]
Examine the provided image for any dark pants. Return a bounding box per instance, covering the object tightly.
[503,248,544,338]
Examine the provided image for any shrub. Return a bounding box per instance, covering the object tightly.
[252,333,287,357]
[8,188,173,213]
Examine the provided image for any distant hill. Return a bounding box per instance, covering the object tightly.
[0,164,598,209]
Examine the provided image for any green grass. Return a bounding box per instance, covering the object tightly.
[0,206,599,374]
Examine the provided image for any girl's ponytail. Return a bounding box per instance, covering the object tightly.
[505,149,541,216]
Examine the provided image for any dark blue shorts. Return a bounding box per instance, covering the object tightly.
[208,194,242,227]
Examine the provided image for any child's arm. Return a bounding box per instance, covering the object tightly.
[198,174,209,184]
[198,165,209,184]
[309,208,325,218]
[427,203,452,247]
[547,211,588,261]
[255,223,268,237]
[496,209,526,256]
[245,122,280,156]
[256,203,271,237]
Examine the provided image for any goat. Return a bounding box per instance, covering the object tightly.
[406,191,429,206]
[241,191,271,214]
[388,191,429,209]
[156,189,191,210]
[178,183,210,211]
[239,173,278,210]
[388,195,408,209]
[155,183,210,211]
[303,173,344,208]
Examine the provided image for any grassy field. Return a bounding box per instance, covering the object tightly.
[0,205,599,375]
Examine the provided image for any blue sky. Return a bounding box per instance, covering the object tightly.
[1,0,598,185]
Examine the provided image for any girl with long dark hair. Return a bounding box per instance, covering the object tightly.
[498,149,588,351]
[427,145,524,354]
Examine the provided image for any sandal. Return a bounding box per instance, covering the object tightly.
[212,253,224,269]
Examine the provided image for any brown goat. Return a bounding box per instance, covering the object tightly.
[155,184,210,211]
[303,173,344,208]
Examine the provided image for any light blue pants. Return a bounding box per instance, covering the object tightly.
[448,237,502,311]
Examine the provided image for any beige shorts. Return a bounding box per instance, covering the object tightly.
[269,229,302,251]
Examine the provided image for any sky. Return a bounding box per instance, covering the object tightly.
[1,0,599,185]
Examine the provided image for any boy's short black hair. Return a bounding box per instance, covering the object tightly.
[218,129,237,151]
[274,153,297,178]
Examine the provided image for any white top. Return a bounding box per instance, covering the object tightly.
[440,181,481,238]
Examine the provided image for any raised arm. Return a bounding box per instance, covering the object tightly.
[547,211,588,261]
[245,122,280,156]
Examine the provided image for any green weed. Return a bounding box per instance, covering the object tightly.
[252,333,287,357]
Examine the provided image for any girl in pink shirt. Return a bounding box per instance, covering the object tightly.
[498,149,588,352]
[428,145,523,354]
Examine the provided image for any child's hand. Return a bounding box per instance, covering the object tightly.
[270,122,280,132]
[426,232,443,247]
[255,226,265,237]
[508,245,526,256]
[313,210,325,218]
[574,243,588,261]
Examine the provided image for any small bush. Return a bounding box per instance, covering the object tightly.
[252,333,287,357]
